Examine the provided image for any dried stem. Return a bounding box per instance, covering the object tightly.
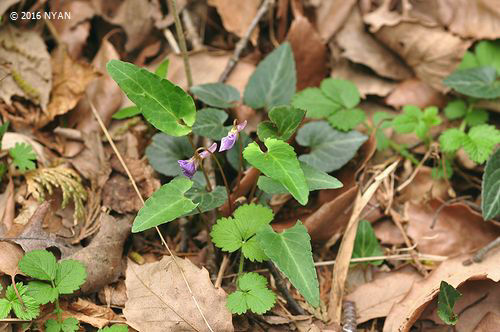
[167,0,193,88]
[215,254,230,288]
[463,236,500,265]
[266,261,306,315]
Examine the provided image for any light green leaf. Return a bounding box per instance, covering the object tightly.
[55,260,87,294]
[0,121,9,150]
[0,299,11,319]
[190,83,240,109]
[243,43,296,110]
[256,221,319,307]
[227,131,252,171]
[392,105,421,133]
[482,148,500,220]
[61,318,79,332]
[154,58,169,78]
[184,174,227,215]
[227,272,276,315]
[463,125,500,164]
[439,129,467,153]
[432,158,454,180]
[18,250,57,281]
[475,40,500,73]
[145,133,194,177]
[98,325,129,332]
[328,108,366,131]
[444,100,467,120]
[27,281,58,304]
[296,121,367,173]
[45,319,62,332]
[458,51,479,70]
[192,108,229,140]
[132,177,198,232]
[465,108,489,127]
[443,66,500,99]
[243,139,308,205]
[112,106,141,120]
[292,88,339,118]
[6,283,40,320]
[9,142,37,172]
[320,78,360,109]
[437,281,462,325]
[107,60,196,136]
[257,106,305,141]
[351,221,383,265]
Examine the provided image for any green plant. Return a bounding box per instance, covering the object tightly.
[9,142,37,172]
[98,324,129,332]
[437,281,462,325]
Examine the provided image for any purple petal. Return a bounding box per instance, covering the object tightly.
[178,159,197,178]
[219,132,237,152]
[199,143,218,159]
[236,120,247,132]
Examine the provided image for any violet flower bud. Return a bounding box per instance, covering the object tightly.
[219,120,247,152]
[178,143,218,179]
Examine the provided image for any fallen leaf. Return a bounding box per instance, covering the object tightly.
[64,298,117,329]
[385,79,446,109]
[383,251,500,332]
[373,219,405,245]
[0,0,19,17]
[474,312,500,331]
[124,256,234,332]
[0,178,15,231]
[314,0,357,42]
[0,241,23,277]
[98,281,128,307]
[208,0,260,44]
[397,167,449,203]
[102,174,143,213]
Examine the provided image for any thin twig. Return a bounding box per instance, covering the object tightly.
[182,9,203,50]
[87,98,214,332]
[266,261,306,315]
[214,254,230,288]
[463,236,500,265]
[167,0,193,88]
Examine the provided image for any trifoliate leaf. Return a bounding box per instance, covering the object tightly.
[6,283,40,320]
[437,281,462,325]
[184,174,227,215]
[154,58,169,78]
[9,142,37,172]
[444,100,467,120]
[465,108,489,127]
[257,106,305,141]
[18,250,57,281]
[243,139,309,205]
[55,260,87,294]
[190,83,240,109]
[27,281,58,304]
[227,272,276,315]
[145,133,193,177]
[107,60,196,136]
[244,43,296,110]
[482,149,500,220]
[422,106,442,127]
[392,105,421,133]
[0,299,11,319]
[112,106,141,120]
[61,317,80,332]
[352,221,383,265]
[227,131,252,171]
[132,177,198,232]
[463,125,500,164]
[320,78,360,109]
[328,108,366,131]
[439,129,467,153]
[192,108,229,140]
[475,40,500,73]
[98,325,129,332]
[296,121,367,173]
[291,87,339,118]
[443,67,500,99]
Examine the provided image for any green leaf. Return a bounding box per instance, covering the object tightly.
[392,105,421,133]
[227,272,276,315]
[463,125,500,164]
[27,281,58,304]
[257,106,305,141]
[422,106,442,127]
[18,250,57,281]
[211,204,273,262]
[465,108,489,126]
[328,108,366,131]
[444,100,467,120]
[475,40,500,73]
[6,283,40,320]
[439,129,467,153]
[373,112,394,151]
[351,221,383,265]
[0,121,9,149]
[432,158,454,180]
[256,221,319,307]
[132,177,198,232]
[437,281,462,325]
[190,83,240,109]
[243,139,309,205]
[111,106,141,120]
[192,108,229,140]
[258,161,342,195]
[55,260,87,294]
[243,43,296,110]
[296,121,367,173]
[98,325,129,332]
[9,142,37,172]
[184,174,227,215]
[292,88,339,118]
[458,51,479,70]
[443,67,500,99]
[45,319,62,332]
[145,133,194,177]
[320,78,360,109]
[227,131,252,171]
[0,299,11,319]
[154,58,169,78]
[482,148,500,220]
[107,60,196,136]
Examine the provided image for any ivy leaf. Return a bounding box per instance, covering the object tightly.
[111,106,141,120]
[192,108,229,140]
[107,60,196,136]
[443,67,500,99]
[6,283,40,320]
[184,173,227,215]
[256,221,319,307]
[463,125,500,164]
[98,325,129,332]
[27,281,58,304]
[439,129,467,153]
[351,221,383,265]
[482,149,500,220]
[132,177,198,232]
[437,281,462,325]
[257,106,305,141]
[9,142,37,172]
[243,139,309,205]
[145,133,193,177]
[55,260,87,294]
[243,43,296,110]
[465,108,489,127]
[190,83,240,109]
[18,250,57,281]
[227,131,252,171]
[227,272,276,315]
[292,88,339,119]
[320,78,360,109]
[296,121,367,173]
[444,100,467,120]
[328,108,366,131]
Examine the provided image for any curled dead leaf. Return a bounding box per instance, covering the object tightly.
[314,0,357,42]
[0,241,23,277]
[385,79,446,109]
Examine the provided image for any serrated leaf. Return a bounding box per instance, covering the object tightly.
[320,78,360,109]
[192,108,229,140]
[145,133,194,177]
[227,272,276,315]
[482,149,500,220]
[465,108,489,126]
[437,281,462,325]
[243,139,308,205]
[443,66,500,99]
[132,177,198,232]
[154,58,169,78]
[291,88,339,119]
[6,283,40,320]
[328,108,365,131]
[439,129,467,153]
[257,106,305,141]
[107,60,196,136]
[27,281,58,304]
[55,260,87,294]
[243,43,296,110]
[45,319,62,332]
[98,325,129,332]
[392,105,421,133]
[256,221,319,307]
[46,318,79,332]
[296,121,367,173]
[112,106,141,120]
[190,83,240,109]
[475,40,500,73]
[351,221,383,265]
[0,299,11,319]
[18,250,57,281]
[463,125,500,164]
[184,174,227,215]
[227,131,252,171]
[444,100,467,120]
[9,142,37,172]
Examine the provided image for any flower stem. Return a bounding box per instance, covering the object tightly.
[188,135,212,192]
[212,153,233,214]
[236,136,243,191]
[167,0,193,88]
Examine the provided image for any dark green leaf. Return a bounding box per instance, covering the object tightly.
[0,121,9,149]
[351,221,383,265]
[482,148,500,220]
[192,108,229,140]
[145,133,193,177]
[184,173,227,215]
[443,66,500,99]
[257,106,305,141]
[437,281,462,325]
[190,83,240,109]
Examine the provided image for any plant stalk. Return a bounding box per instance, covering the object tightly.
[212,153,233,214]
[167,0,193,88]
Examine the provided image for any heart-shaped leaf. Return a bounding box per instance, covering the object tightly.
[192,108,229,140]
[482,148,500,220]
[257,106,305,141]
[145,133,194,176]
[190,83,240,109]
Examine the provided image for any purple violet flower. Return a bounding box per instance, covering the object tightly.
[178,143,217,179]
[219,120,247,152]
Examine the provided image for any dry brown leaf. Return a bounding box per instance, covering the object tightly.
[345,268,422,324]
[98,281,128,307]
[474,312,500,331]
[0,178,15,231]
[314,0,357,42]
[71,131,111,188]
[287,15,327,89]
[0,242,23,277]
[64,298,118,328]
[406,200,499,256]
[336,6,411,80]
[397,167,449,203]
[385,79,446,109]
[102,174,144,213]
[373,219,405,245]
[124,256,233,332]
[0,0,19,17]
[383,250,500,332]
